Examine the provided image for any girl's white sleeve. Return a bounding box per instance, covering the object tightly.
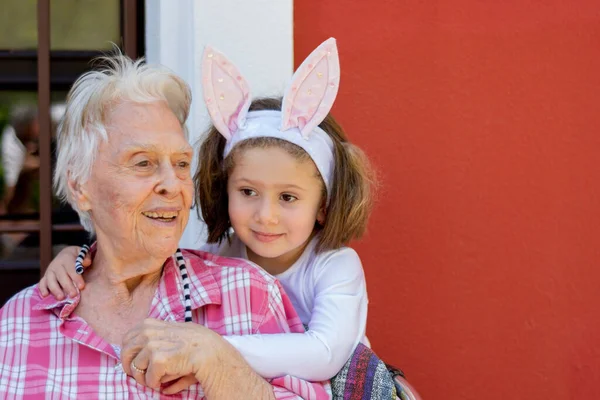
[223,248,368,381]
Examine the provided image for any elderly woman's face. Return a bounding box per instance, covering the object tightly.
[83,102,193,259]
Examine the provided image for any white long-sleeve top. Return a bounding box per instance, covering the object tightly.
[201,233,369,381]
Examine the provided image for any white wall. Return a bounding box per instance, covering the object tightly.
[145,0,293,248]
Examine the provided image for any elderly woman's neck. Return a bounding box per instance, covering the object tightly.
[75,245,165,346]
[86,245,164,296]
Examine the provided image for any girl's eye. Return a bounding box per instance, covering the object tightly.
[241,188,257,197]
[280,194,298,203]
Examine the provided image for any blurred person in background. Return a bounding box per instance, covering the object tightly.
[1,104,40,214]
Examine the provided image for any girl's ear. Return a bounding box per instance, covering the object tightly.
[317,204,327,226]
[67,176,91,212]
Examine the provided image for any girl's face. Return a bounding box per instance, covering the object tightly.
[227,146,325,275]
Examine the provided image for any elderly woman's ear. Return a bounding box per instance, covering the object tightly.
[67,177,91,211]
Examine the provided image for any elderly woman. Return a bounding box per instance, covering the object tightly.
[0,56,329,399]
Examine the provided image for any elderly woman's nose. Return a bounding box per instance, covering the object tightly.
[155,162,183,196]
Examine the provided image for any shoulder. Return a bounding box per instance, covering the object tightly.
[318,246,361,263]
[180,248,281,294]
[305,246,367,295]
[179,249,298,332]
[1,285,41,317]
[308,246,364,276]
[0,285,50,342]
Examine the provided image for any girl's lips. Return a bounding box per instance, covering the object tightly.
[252,230,284,243]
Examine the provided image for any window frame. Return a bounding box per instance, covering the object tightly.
[0,0,145,276]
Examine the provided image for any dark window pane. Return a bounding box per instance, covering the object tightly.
[0,92,41,301]
[51,0,121,50]
[0,1,37,50]
[0,93,40,217]
[0,0,121,51]
[0,92,78,266]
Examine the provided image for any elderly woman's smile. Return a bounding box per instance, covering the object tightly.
[141,209,179,222]
[78,101,194,261]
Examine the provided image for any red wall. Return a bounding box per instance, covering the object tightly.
[295,2,600,399]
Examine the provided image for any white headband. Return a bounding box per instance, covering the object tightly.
[222,110,335,195]
[202,38,340,199]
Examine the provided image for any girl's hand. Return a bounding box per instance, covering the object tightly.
[39,245,92,299]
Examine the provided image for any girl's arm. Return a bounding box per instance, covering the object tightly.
[42,241,222,299]
[224,248,367,381]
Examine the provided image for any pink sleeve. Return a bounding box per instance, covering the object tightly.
[253,280,331,400]
[256,280,305,334]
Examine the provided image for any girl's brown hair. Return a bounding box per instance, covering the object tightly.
[195,97,376,252]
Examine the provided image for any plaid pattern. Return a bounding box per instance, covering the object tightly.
[0,249,331,399]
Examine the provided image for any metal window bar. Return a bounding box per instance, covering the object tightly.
[37,0,52,275]
[123,0,138,59]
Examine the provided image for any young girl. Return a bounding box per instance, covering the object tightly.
[40,38,376,383]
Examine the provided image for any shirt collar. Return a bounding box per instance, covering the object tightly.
[159,249,223,312]
[31,286,80,319]
[31,248,223,319]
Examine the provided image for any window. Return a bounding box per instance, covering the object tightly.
[0,0,145,305]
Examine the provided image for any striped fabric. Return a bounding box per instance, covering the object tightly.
[331,343,396,400]
[74,244,90,275]
[0,249,331,399]
[175,248,193,322]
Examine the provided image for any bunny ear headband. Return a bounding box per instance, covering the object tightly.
[201,38,340,199]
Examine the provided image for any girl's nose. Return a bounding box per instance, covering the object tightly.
[255,198,279,225]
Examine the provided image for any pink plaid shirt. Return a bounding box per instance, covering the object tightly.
[0,249,331,399]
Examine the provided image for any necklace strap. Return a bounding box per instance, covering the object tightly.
[175,248,193,322]
[75,244,90,275]
[73,244,193,323]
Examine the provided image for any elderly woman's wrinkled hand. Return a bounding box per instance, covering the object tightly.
[121,318,228,393]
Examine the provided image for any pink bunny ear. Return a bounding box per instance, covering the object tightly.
[202,46,251,140]
[281,38,340,138]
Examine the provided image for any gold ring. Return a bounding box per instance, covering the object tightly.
[131,361,146,374]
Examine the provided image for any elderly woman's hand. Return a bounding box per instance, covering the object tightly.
[121,319,275,399]
[121,319,200,390]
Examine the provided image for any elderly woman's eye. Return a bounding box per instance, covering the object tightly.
[136,160,151,168]
[177,161,191,169]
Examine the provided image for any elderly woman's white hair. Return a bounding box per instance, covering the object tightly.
[54,54,192,233]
